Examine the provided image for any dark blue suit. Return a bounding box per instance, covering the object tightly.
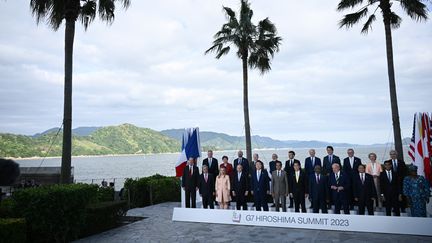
[329,171,350,214]
[234,158,250,175]
[323,155,341,176]
[251,169,270,211]
[353,173,377,215]
[308,173,329,213]
[305,157,322,175]
[343,156,362,209]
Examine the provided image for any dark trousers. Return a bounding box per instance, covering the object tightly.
[384,196,400,216]
[254,192,269,211]
[289,197,294,207]
[202,194,214,209]
[358,198,374,215]
[312,198,328,213]
[235,194,248,210]
[293,192,306,213]
[334,194,349,214]
[185,189,196,208]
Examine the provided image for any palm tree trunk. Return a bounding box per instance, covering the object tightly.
[383,19,404,161]
[242,55,253,166]
[60,18,75,184]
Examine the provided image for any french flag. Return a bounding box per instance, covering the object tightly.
[175,128,201,177]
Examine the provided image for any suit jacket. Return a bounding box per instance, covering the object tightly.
[380,170,401,199]
[251,169,270,195]
[384,159,407,187]
[269,160,281,174]
[304,157,322,175]
[329,171,350,199]
[233,158,250,175]
[343,156,362,178]
[308,173,329,201]
[284,159,300,176]
[289,170,308,194]
[353,173,377,200]
[202,158,219,176]
[182,165,199,190]
[232,172,249,195]
[199,173,215,197]
[271,170,289,195]
[323,155,341,175]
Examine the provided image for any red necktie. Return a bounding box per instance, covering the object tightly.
[205,174,208,182]
[189,167,192,176]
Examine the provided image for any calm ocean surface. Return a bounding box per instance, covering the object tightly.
[15,146,410,190]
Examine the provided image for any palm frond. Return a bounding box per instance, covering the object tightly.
[223,6,236,19]
[30,0,51,24]
[80,0,97,30]
[118,0,131,9]
[339,7,369,28]
[215,46,231,59]
[337,0,366,11]
[389,11,402,28]
[98,0,115,23]
[361,14,376,33]
[48,0,66,30]
[399,0,428,21]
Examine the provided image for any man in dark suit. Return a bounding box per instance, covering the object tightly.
[329,163,350,214]
[343,148,362,210]
[232,164,249,210]
[251,160,270,211]
[269,153,281,174]
[380,160,402,216]
[271,161,289,212]
[199,165,215,209]
[305,149,322,176]
[322,146,341,176]
[182,157,200,208]
[308,165,329,213]
[289,161,308,213]
[284,150,300,208]
[385,149,407,212]
[202,150,219,178]
[234,150,250,176]
[353,164,377,215]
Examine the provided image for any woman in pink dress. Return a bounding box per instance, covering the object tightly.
[215,167,231,209]
[365,152,383,208]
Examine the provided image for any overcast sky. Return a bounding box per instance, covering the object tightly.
[0,0,431,144]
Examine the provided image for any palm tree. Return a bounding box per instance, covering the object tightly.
[205,0,282,163]
[337,0,428,161]
[29,0,130,183]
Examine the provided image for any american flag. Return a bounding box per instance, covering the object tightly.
[408,113,416,161]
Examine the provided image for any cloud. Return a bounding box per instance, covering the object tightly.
[0,0,431,145]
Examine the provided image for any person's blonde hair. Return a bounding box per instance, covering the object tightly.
[368,152,377,160]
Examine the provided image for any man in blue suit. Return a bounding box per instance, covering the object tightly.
[329,163,350,214]
[343,148,362,210]
[353,164,377,215]
[251,160,270,211]
[323,146,341,176]
[305,149,322,176]
[234,150,250,176]
[308,165,329,213]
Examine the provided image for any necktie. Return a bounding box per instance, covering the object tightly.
[238,173,241,181]
[278,171,280,177]
[316,174,320,184]
[296,172,299,183]
[361,173,364,184]
[205,173,208,182]
[388,171,392,182]
[336,173,339,184]
[312,157,314,165]
[393,160,397,171]
[329,155,332,163]
[209,158,212,167]
[189,166,192,176]
[291,160,293,167]
[257,171,260,182]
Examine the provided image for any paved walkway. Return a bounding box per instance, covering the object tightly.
[75,202,432,243]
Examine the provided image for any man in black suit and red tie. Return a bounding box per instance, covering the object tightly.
[289,161,308,213]
[232,164,249,210]
[182,157,200,208]
[380,160,402,216]
[323,146,341,176]
[343,148,362,210]
[199,165,215,209]
[233,150,250,176]
[284,150,300,208]
[308,165,329,213]
[385,150,407,212]
[202,150,219,204]
[353,164,377,215]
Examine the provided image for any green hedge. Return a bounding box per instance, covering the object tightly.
[124,174,180,208]
[97,187,115,202]
[0,218,26,243]
[11,183,99,243]
[0,198,17,218]
[80,201,127,237]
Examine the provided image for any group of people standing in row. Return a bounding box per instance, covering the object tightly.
[181,146,431,217]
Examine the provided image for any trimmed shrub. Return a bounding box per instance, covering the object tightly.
[0,218,26,243]
[0,197,17,218]
[124,174,180,208]
[97,186,115,202]
[80,200,127,237]
[12,183,99,243]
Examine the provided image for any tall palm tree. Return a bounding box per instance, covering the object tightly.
[337,0,428,161]
[30,0,130,183]
[205,0,282,163]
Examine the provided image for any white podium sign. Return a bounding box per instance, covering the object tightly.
[172,208,432,236]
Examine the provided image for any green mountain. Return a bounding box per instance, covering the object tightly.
[0,124,180,158]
